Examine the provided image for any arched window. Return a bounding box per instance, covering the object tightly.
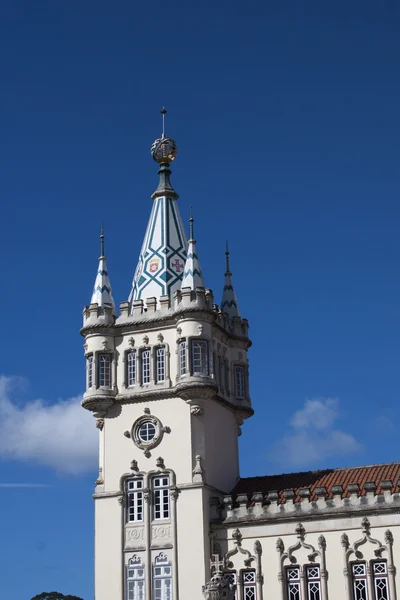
[153,553,172,600]
[127,555,145,600]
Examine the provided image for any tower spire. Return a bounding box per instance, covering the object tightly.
[181,209,205,290]
[220,241,240,317]
[128,111,188,309]
[90,224,116,313]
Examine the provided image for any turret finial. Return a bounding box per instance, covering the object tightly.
[100,221,105,258]
[189,207,195,242]
[151,108,178,164]
[161,107,167,139]
[225,240,231,276]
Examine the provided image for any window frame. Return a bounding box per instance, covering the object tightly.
[304,564,322,600]
[126,557,145,600]
[126,478,144,523]
[140,348,151,385]
[153,554,172,600]
[87,354,94,389]
[351,562,369,600]
[156,346,166,383]
[190,339,209,376]
[126,350,137,387]
[178,339,187,376]
[372,560,390,600]
[98,352,112,388]
[234,364,246,399]
[286,565,301,600]
[152,475,170,521]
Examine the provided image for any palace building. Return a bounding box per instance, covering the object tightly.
[81,119,400,600]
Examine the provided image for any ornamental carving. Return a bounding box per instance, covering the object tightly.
[152,526,171,539]
[96,418,104,430]
[126,527,145,542]
[191,405,204,416]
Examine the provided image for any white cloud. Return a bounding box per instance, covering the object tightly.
[269,397,362,468]
[0,376,97,474]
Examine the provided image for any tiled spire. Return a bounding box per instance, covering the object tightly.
[221,241,240,318]
[90,225,116,313]
[181,210,205,290]
[129,111,188,309]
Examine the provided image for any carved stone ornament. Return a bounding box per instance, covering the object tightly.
[143,335,149,345]
[191,405,204,416]
[102,338,108,349]
[157,333,164,343]
[117,495,124,505]
[130,459,139,472]
[144,407,151,414]
[203,554,236,600]
[224,528,255,569]
[176,327,182,336]
[124,430,131,438]
[95,467,104,486]
[128,337,135,348]
[156,456,165,469]
[192,455,204,483]
[96,418,104,431]
[198,324,204,335]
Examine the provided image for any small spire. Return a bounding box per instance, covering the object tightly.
[90,225,116,314]
[221,241,240,318]
[181,211,205,290]
[189,206,195,241]
[100,221,105,258]
[225,240,231,275]
[161,107,167,139]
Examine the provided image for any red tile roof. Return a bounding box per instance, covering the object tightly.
[231,463,400,504]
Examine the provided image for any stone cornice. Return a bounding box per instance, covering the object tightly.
[210,489,400,526]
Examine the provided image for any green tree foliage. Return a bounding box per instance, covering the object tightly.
[31,592,83,600]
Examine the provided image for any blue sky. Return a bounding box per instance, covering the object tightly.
[0,1,399,598]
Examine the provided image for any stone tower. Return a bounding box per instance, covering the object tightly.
[81,118,253,600]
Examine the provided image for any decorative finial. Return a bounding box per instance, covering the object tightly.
[189,207,195,242]
[151,108,178,164]
[100,221,105,258]
[161,107,167,138]
[225,240,231,275]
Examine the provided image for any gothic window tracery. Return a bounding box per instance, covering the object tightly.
[234,365,245,399]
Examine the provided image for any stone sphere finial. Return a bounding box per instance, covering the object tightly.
[151,136,178,164]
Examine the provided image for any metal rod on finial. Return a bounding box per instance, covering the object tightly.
[100,222,105,258]
[189,206,194,241]
[225,240,231,274]
[161,107,167,139]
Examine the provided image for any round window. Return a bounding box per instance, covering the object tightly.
[138,421,157,443]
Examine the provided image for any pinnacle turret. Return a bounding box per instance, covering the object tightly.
[90,225,116,314]
[181,210,205,290]
[220,241,240,318]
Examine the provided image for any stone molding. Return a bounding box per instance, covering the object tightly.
[276,523,328,600]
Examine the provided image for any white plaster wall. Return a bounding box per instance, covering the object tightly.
[103,398,193,490]
[95,496,123,600]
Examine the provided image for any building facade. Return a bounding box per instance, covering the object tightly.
[81,125,400,600]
